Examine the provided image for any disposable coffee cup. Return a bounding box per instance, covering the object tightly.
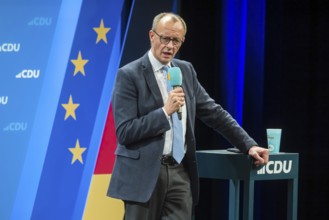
[266,129,282,154]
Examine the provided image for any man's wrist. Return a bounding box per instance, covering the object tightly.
[162,107,170,120]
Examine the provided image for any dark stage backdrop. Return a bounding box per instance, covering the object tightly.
[178,0,329,219]
[263,0,329,219]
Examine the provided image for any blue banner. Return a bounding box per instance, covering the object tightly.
[0,1,62,219]
[0,0,131,219]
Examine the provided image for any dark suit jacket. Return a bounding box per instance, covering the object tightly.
[107,52,257,205]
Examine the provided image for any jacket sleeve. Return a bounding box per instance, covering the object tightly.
[188,63,258,153]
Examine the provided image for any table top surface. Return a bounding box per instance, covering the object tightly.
[197,149,299,156]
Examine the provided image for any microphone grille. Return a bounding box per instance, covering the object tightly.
[168,67,182,86]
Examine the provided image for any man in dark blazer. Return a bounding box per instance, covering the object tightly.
[108,12,269,220]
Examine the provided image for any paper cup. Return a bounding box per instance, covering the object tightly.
[266,129,282,154]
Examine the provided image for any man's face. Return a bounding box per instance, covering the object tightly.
[149,17,185,65]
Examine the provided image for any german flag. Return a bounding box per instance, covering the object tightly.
[83,105,124,219]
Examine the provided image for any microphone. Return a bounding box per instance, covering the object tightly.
[168,67,183,120]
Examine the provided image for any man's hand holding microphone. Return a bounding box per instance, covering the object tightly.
[163,67,184,119]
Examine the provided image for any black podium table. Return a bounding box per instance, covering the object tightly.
[196,150,299,220]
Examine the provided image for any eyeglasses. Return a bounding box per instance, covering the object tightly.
[152,30,184,47]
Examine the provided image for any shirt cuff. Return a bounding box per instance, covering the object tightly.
[162,107,170,120]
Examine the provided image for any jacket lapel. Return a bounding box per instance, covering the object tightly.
[141,54,164,108]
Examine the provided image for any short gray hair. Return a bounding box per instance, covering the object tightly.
[151,12,187,36]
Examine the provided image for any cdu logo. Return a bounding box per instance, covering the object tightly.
[0,43,20,52]
[28,17,52,26]
[16,69,40,79]
[0,96,8,105]
[3,122,28,131]
[257,160,292,175]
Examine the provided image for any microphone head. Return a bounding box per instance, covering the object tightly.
[168,67,182,87]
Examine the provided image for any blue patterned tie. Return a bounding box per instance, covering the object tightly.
[163,66,185,164]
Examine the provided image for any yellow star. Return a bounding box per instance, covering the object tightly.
[71,51,89,76]
[93,19,111,44]
[68,139,87,164]
[61,95,80,120]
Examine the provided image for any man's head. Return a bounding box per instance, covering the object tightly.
[149,13,186,65]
